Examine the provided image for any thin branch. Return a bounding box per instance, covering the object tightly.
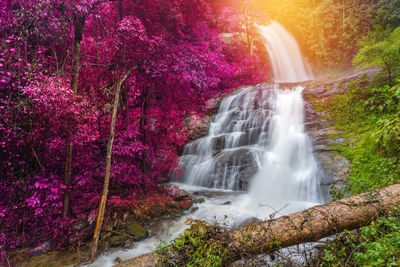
[89,63,115,68]
[31,147,43,169]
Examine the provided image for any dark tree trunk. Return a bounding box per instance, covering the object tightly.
[63,15,86,218]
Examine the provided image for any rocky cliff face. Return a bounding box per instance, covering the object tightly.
[302,68,379,201]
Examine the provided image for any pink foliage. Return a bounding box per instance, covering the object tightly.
[0,0,269,262]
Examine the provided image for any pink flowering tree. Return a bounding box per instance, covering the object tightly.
[0,0,269,262]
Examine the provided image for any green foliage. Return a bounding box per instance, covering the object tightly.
[260,0,400,72]
[374,114,400,156]
[326,75,371,127]
[322,207,400,266]
[327,76,400,195]
[156,220,229,266]
[329,185,351,202]
[322,61,400,265]
[354,26,400,84]
[345,134,399,194]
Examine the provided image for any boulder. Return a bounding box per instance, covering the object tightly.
[110,235,125,247]
[174,189,192,201]
[127,222,148,241]
[176,199,193,210]
[124,239,134,249]
[193,197,205,204]
[29,241,53,256]
[190,207,199,212]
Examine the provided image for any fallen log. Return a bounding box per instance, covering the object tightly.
[114,183,400,266]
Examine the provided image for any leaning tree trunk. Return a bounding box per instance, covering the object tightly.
[89,66,138,261]
[89,52,157,260]
[116,183,400,266]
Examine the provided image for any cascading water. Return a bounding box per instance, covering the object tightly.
[178,85,274,191]
[249,21,322,205]
[90,21,322,266]
[258,21,314,83]
[249,87,322,205]
[179,21,322,206]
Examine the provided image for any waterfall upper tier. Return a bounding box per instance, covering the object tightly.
[258,22,314,83]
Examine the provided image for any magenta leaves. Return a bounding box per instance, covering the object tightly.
[0,0,269,263]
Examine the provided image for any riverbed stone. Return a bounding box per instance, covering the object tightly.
[176,199,193,210]
[174,189,192,201]
[126,222,148,241]
[29,241,53,256]
[190,206,199,212]
[124,239,134,249]
[193,197,205,204]
[110,235,125,247]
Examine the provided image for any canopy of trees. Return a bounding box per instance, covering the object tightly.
[259,0,400,71]
[0,0,268,262]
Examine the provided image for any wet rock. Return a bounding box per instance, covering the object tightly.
[126,222,148,241]
[167,210,184,218]
[115,256,123,264]
[211,135,225,155]
[318,153,351,186]
[184,115,211,142]
[29,241,53,256]
[174,189,192,201]
[176,199,193,210]
[123,239,134,249]
[148,222,163,237]
[223,201,232,205]
[110,235,125,247]
[301,72,367,202]
[193,197,205,204]
[313,144,335,152]
[190,207,199,212]
[210,147,263,190]
[302,68,379,97]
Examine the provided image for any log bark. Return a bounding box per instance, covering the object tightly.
[114,183,400,266]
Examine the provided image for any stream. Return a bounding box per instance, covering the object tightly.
[89,21,323,267]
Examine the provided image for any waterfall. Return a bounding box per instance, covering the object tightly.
[249,87,322,205]
[249,22,322,205]
[177,21,322,205]
[91,21,323,267]
[178,85,274,191]
[258,21,314,83]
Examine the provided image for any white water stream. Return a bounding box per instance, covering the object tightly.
[90,21,322,267]
[258,22,314,83]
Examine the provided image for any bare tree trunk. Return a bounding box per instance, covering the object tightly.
[250,16,254,56]
[116,183,400,266]
[243,1,250,51]
[63,15,86,218]
[63,142,73,217]
[89,66,137,261]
